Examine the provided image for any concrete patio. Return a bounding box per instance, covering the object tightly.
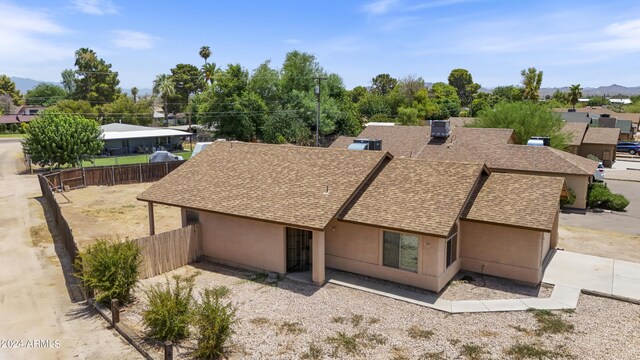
[301,250,640,314]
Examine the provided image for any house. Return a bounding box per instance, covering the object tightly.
[100,123,191,155]
[0,105,45,125]
[137,141,564,292]
[562,122,620,167]
[556,108,639,140]
[331,125,596,209]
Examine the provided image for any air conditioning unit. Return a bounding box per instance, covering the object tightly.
[529,136,550,146]
[431,120,451,138]
[348,138,382,151]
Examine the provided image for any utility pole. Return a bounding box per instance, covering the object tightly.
[314,76,327,147]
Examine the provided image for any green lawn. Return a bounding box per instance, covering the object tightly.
[0,133,25,138]
[81,150,192,167]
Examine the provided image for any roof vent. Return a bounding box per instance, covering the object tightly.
[349,138,382,151]
[431,120,451,138]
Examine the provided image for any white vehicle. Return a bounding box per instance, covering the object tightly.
[593,162,605,182]
[191,142,213,157]
[149,151,184,163]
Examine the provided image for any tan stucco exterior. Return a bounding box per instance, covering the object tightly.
[197,211,287,274]
[459,220,551,284]
[579,143,616,167]
[325,219,459,292]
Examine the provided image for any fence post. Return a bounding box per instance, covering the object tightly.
[139,163,143,183]
[165,161,169,176]
[164,341,173,360]
[111,166,115,186]
[111,299,120,325]
[82,167,86,187]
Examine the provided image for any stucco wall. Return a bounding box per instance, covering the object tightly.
[579,143,616,167]
[325,219,456,292]
[459,220,547,284]
[198,211,286,274]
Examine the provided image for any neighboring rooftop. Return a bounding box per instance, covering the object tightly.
[100,123,191,140]
[138,141,390,231]
[562,123,588,146]
[464,173,564,231]
[554,107,640,124]
[582,127,621,145]
[341,159,487,238]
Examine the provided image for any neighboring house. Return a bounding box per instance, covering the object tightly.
[16,105,46,116]
[138,141,564,292]
[332,125,596,209]
[100,123,191,155]
[0,105,46,125]
[562,123,620,167]
[556,108,639,140]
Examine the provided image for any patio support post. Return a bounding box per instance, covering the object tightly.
[148,202,155,235]
[312,230,325,285]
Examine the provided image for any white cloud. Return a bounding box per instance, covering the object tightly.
[0,2,73,67]
[408,0,478,11]
[582,18,640,52]
[361,0,400,15]
[111,30,157,50]
[71,0,118,15]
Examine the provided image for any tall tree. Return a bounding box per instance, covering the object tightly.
[61,69,76,94]
[201,63,219,86]
[397,75,426,104]
[170,63,206,113]
[0,75,22,105]
[569,84,582,109]
[71,48,121,104]
[280,50,322,94]
[521,67,543,101]
[49,99,99,118]
[430,82,461,119]
[101,95,153,125]
[131,87,139,103]
[199,46,211,64]
[447,69,480,107]
[248,60,280,109]
[22,110,103,168]
[370,73,397,95]
[492,85,523,102]
[153,74,175,126]
[25,83,67,106]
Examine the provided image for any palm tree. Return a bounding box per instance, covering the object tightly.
[153,74,175,127]
[201,62,218,86]
[199,46,211,64]
[569,84,582,109]
[131,87,138,103]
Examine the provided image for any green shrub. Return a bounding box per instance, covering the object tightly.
[560,187,576,207]
[75,238,140,304]
[143,274,195,341]
[193,286,237,359]
[586,154,600,162]
[607,193,630,211]
[587,183,630,211]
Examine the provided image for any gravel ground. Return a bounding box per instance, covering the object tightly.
[121,262,640,360]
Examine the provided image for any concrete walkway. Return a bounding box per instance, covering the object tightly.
[321,250,640,314]
[543,250,640,303]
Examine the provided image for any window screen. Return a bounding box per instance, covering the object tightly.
[383,231,418,273]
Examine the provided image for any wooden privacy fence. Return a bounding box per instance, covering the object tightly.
[37,174,79,262]
[43,161,185,190]
[134,224,203,279]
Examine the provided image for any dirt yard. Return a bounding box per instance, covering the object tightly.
[55,183,181,248]
[558,226,640,263]
[121,263,640,360]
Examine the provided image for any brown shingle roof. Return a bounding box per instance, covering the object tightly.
[450,127,516,144]
[464,173,564,231]
[340,158,487,237]
[328,136,356,149]
[416,143,597,176]
[138,141,389,230]
[562,123,588,146]
[356,125,431,158]
[554,107,640,124]
[582,127,620,145]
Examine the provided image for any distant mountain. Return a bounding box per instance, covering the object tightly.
[11,77,61,93]
[539,84,640,97]
[10,76,152,97]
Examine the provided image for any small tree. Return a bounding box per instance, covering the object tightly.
[75,238,140,304]
[396,106,420,126]
[470,102,570,149]
[22,110,103,168]
[143,274,196,341]
[521,67,543,101]
[193,287,237,359]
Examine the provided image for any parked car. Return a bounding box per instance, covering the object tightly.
[616,141,640,155]
[149,151,184,163]
[593,162,605,182]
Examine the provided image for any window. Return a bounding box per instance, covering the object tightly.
[383,231,418,273]
[446,233,457,268]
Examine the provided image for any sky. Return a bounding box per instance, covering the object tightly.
[3,0,640,90]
